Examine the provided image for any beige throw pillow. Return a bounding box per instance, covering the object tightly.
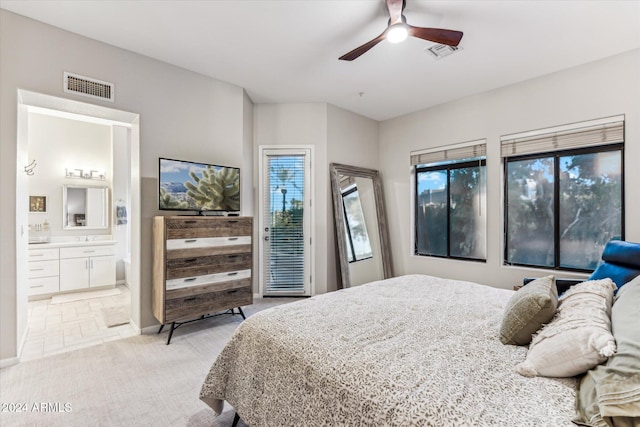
[499,275,557,345]
[517,278,617,378]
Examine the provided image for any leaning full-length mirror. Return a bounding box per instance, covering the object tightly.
[330,163,393,288]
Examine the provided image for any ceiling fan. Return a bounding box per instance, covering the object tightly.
[339,0,463,61]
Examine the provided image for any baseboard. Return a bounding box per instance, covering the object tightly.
[0,356,20,368]
[253,293,262,300]
[0,327,25,367]
[141,324,160,335]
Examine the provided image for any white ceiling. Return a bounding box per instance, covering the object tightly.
[2,0,639,121]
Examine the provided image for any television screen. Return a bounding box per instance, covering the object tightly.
[158,157,240,213]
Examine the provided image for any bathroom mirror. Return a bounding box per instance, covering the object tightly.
[63,185,109,229]
[330,163,393,288]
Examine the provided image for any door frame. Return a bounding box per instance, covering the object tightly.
[14,90,141,362]
[257,145,314,297]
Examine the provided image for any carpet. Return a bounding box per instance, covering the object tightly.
[50,288,122,304]
[101,305,130,327]
[0,297,302,427]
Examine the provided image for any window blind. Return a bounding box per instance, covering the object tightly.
[263,154,306,293]
[501,119,624,158]
[410,141,486,166]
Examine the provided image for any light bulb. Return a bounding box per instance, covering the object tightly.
[387,24,408,44]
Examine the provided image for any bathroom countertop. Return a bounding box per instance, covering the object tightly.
[28,240,117,249]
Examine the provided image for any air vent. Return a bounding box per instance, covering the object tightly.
[425,44,462,60]
[63,72,114,102]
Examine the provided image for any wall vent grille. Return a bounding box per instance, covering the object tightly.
[63,72,115,102]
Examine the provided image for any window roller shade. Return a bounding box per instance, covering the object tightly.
[410,143,486,166]
[501,120,624,158]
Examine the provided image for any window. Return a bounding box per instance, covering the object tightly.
[502,118,624,271]
[341,186,373,262]
[412,142,487,261]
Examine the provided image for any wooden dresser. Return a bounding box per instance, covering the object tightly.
[152,215,253,344]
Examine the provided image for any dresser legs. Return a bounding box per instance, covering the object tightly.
[158,308,247,345]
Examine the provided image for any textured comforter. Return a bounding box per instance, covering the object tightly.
[200,274,577,426]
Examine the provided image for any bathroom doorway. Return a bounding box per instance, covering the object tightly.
[16,90,141,361]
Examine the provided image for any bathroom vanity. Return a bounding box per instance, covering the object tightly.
[28,240,116,298]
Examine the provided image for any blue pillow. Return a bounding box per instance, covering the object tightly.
[588,240,640,291]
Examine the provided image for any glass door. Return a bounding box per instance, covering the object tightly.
[259,147,312,296]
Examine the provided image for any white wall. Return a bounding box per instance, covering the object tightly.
[379,49,640,290]
[253,103,380,294]
[253,103,328,294]
[27,113,112,237]
[0,10,250,361]
[327,105,380,290]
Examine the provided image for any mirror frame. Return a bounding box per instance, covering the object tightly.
[62,185,109,230]
[330,163,393,288]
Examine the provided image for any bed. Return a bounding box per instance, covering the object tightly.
[199,274,579,426]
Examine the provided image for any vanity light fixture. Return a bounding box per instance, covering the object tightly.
[65,168,106,180]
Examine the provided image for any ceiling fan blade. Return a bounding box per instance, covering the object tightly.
[386,0,405,24]
[408,26,463,46]
[339,31,387,61]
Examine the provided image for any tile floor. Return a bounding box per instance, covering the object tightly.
[22,285,137,362]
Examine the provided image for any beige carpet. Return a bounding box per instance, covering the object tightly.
[0,297,303,427]
[101,305,130,327]
[50,288,122,304]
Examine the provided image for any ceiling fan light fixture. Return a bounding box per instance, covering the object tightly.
[386,24,408,43]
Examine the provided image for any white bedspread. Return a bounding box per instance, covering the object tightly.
[200,274,577,426]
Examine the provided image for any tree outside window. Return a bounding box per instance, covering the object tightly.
[415,158,486,261]
[505,146,623,271]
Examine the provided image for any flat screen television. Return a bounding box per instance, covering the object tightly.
[158,157,240,214]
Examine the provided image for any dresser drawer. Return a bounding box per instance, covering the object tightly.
[166,236,251,251]
[165,285,252,322]
[60,245,115,259]
[166,269,251,291]
[166,217,252,239]
[28,276,60,296]
[28,260,59,278]
[28,248,59,261]
[166,253,252,280]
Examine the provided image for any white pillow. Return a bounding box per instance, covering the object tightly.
[517,278,617,378]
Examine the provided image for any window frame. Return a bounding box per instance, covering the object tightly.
[503,143,625,272]
[414,158,487,262]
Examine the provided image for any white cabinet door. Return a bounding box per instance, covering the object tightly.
[90,255,116,287]
[60,257,90,291]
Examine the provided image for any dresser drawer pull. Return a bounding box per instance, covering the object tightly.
[30,253,45,257]
[227,272,238,276]
[184,277,197,282]
[30,268,45,272]
[184,239,197,243]
[183,297,196,302]
[228,237,239,241]
[228,220,238,223]
[227,255,238,259]
[184,220,197,224]
[30,285,44,289]
[83,250,96,253]
[184,258,198,263]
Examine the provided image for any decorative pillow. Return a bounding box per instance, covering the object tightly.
[574,275,640,426]
[499,275,557,345]
[588,240,640,292]
[517,278,617,378]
